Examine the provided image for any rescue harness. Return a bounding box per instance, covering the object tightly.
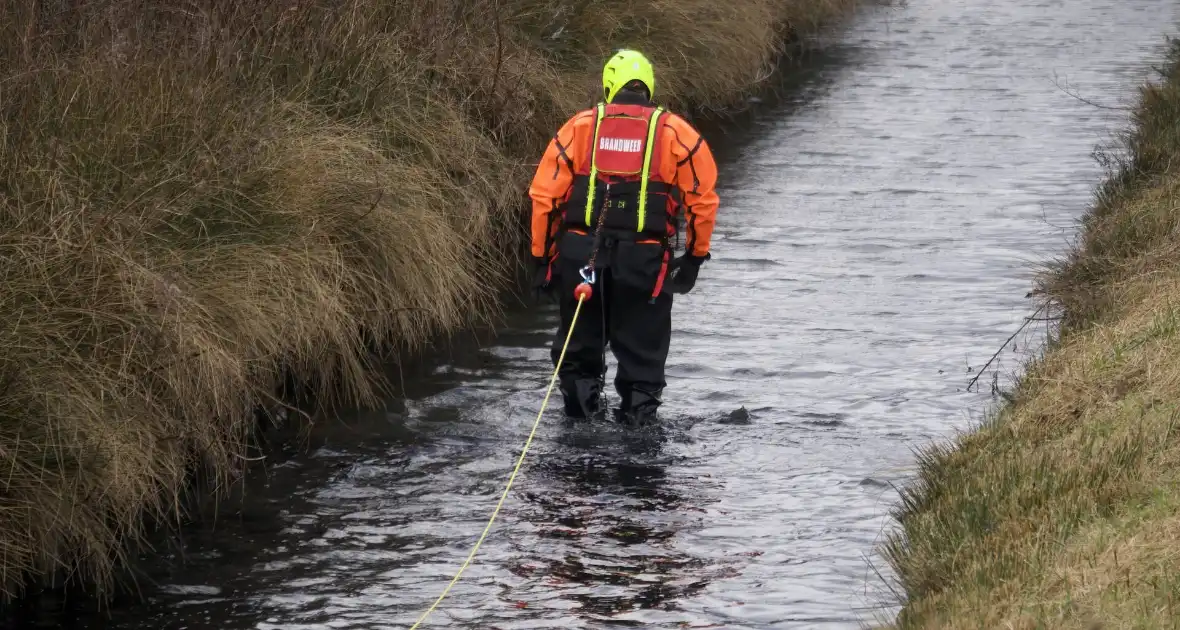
[559,102,681,299]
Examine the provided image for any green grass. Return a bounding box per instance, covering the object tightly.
[884,37,1180,630]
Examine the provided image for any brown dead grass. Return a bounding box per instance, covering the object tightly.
[0,0,858,603]
[883,38,1180,630]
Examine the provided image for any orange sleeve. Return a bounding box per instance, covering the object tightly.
[527,111,594,258]
[663,113,719,257]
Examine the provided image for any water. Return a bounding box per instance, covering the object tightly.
[44,1,1179,628]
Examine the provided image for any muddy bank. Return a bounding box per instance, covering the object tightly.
[884,31,1180,630]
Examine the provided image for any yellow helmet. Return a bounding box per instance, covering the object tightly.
[602,49,656,103]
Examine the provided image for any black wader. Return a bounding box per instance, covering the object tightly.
[551,233,672,425]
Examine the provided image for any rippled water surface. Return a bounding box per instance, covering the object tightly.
[47,1,1180,628]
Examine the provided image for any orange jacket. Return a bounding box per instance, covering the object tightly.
[527,105,720,259]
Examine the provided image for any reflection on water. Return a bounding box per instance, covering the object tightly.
[521,453,704,619]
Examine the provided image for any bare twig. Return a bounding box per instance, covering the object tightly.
[1052,70,1132,111]
[966,302,1048,394]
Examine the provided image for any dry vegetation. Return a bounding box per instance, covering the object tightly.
[883,38,1180,629]
[0,0,857,603]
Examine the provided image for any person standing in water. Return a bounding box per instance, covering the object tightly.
[528,48,721,426]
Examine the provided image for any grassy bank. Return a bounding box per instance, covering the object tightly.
[884,38,1180,629]
[0,0,856,602]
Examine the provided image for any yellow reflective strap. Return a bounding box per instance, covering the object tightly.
[636,106,664,235]
[584,104,605,226]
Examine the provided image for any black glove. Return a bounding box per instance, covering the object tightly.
[532,256,554,300]
[668,253,709,294]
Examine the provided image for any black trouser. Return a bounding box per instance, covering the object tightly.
[551,249,673,420]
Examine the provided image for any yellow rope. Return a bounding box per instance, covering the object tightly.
[408,295,587,629]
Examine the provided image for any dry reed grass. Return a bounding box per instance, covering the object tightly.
[883,38,1180,629]
[0,0,857,602]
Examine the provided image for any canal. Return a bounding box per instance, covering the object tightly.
[43,1,1180,628]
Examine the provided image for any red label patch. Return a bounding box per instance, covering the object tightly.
[593,114,650,175]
